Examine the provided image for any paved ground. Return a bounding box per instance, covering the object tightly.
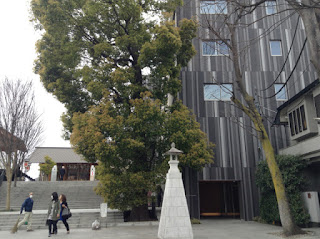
[2,219,320,239]
[0,209,103,215]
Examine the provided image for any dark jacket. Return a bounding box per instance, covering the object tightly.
[59,168,65,176]
[20,197,33,214]
[60,201,68,220]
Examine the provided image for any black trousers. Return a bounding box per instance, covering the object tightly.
[61,217,69,231]
[48,220,58,234]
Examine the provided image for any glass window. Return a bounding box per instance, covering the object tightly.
[296,108,302,132]
[289,112,295,136]
[300,105,307,130]
[202,41,216,56]
[265,1,277,15]
[270,40,282,56]
[200,1,228,14]
[204,84,233,101]
[314,95,320,117]
[218,41,229,55]
[221,84,233,100]
[202,40,230,56]
[288,105,308,137]
[293,110,299,135]
[204,84,221,100]
[274,84,287,100]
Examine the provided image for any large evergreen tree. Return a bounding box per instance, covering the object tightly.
[31,0,214,220]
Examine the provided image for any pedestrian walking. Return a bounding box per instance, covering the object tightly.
[16,192,34,232]
[59,194,70,234]
[46,192,60,237]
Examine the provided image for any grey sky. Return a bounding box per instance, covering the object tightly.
[0,0,70,148]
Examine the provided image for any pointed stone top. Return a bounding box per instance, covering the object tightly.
[165,142,183,156]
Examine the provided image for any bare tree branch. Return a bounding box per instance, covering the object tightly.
[0,78,43,209]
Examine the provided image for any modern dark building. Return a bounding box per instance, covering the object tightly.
[176,0,318,220]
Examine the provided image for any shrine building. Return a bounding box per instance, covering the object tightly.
[28,147,96,181]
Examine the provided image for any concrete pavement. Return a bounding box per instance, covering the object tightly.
[2,219,320,239]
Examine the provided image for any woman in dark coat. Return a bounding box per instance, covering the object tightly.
[46,192,60,237]
[59,194,70,234]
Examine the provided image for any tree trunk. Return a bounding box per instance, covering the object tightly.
[259,128,303,236]
[235,99,304,236]
[229,21,303,235]
[13,166,18,187]
[129,205,150,221]
[5,166,12,210]
[13,151,18,187]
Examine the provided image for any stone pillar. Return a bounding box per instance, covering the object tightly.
[100,203,108,218]
[167,93,174,106]
[90,165,95,181]
[51,165,57,182]
[158,158,193,239]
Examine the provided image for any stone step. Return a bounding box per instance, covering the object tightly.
[0,181,104,210]
[0,211,124,231]
[0,180,131,231]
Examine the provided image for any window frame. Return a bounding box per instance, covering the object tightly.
[265,0,277,15]
[200,0,228,15]
[314,94,320,117]
[202,40,230,56]
[269,40,282,56]
[274,83,287,101]
[204,83,233,101]
[300,105,307,130]
[288,104,308,137]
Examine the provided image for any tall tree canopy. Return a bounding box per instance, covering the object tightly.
[31,0,194,137]
[31,0,214,220]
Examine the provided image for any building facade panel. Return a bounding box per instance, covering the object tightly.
[177,0,318,220]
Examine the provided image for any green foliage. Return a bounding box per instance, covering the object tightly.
[256,155,309,225]
[39,156,56,177]
[72,93,214,210]
[31,0,214,213]
[31,0,198,138]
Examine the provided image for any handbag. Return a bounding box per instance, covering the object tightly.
[67,207,72,219]
[61,207,72,218]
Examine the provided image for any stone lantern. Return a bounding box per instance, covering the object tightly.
[158,143,193,239]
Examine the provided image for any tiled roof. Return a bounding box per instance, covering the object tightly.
[28,147,87,163]
[0,127,27,152]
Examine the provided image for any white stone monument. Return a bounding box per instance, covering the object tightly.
[51,165,57,182]
[158,143,193,239]
[100,203,108,218]
[90,165,95,181]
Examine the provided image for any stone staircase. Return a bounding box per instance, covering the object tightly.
[0,181,124,231]
[0,181,104,210]
[0,209,124,231]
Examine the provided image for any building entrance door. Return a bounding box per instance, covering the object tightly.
[199,181,240,218]
[59,164,91,180]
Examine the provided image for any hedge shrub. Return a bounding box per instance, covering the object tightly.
[256,154,309,226]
